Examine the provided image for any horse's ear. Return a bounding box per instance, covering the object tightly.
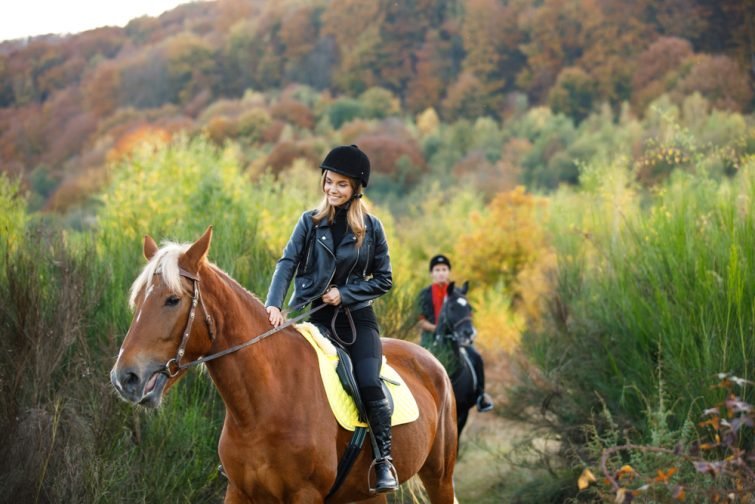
[144,235,159,261]
[447,281,455,295]
[461,281,469,294]
[180,226,213,274]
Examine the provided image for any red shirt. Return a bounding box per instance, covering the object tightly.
[431,282,448,322]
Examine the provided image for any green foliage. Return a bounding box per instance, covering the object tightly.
[548,67,598,124]
[524,151,755,447]
[0,174,26,250]
[326,97,366,129]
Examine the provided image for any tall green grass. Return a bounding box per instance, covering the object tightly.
[522,154,755,441]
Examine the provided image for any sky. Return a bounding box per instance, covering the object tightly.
[1,0,197,42]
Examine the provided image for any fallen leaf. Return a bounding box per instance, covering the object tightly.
[578,468,597,490]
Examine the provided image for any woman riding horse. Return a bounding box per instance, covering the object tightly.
[110,148,457,504]
[265,145,397,492]
[110,227,459,502]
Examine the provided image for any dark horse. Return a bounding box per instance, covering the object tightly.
[110,228,458,503]
[433,281,481,440]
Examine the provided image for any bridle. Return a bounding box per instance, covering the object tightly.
[162,268,326,377]
[436,296,474,344]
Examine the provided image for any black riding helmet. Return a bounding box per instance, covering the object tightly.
[320,144,371,188]
[429,254,451,271]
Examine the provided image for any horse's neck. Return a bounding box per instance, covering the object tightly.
[201,269,316,427]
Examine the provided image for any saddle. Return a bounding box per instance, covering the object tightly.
[295,322,419,430]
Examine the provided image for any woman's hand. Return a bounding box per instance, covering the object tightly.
[322,287,341,306]
[267,306,284,327]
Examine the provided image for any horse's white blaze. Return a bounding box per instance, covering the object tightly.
[114,347,124,369]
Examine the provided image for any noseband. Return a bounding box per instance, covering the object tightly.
[163,268,326,377]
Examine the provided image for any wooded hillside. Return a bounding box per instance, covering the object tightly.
[0,0,751,211]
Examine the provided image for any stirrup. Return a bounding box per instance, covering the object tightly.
[217,464,227,479]
[367,457,399,494]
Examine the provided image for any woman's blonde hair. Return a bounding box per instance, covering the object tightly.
[312,171,368,248]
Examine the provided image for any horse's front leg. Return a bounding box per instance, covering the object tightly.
[224,482,252,504]
[291,488,328,503]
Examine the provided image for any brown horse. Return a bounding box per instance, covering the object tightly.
[110,227,458,503]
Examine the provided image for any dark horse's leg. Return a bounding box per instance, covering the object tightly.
[464,345,493,412]
[452,360,476,446]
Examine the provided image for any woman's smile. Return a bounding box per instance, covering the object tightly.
[323,171,354,206]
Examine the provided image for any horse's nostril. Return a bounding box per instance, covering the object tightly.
[119,369,141,393]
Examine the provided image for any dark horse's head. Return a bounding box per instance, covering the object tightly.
[110,227,215,408]
[435,281,476,345]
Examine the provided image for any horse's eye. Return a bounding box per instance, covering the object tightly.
[165,295,180,307]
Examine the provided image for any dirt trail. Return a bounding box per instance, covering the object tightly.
[453,411,533,503]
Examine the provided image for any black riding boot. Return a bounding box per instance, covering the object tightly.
[365,398,399,493]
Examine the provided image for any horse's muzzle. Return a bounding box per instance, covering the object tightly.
[110,365,168,408]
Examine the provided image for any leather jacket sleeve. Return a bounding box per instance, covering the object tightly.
[265,212,311,309]
[338,216,393,306]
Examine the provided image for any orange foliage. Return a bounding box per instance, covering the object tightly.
[270,100,315,130]
[674,54,752,112]
[107,125,171,163]
[261,120,286,144]
[279,6,319,61]
[442,71,486,120]
[405,29,451,114]
[204,116,237,145]
[454,186,550,298]
[353,133,426,182]
[264,141,320,175]
[632,37,694,111]
[45,166,108,211]
[84,63,121,117]
[339,120,374,145]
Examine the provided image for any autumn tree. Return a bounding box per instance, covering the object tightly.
[453,186,549,298]
[374,0,445,97]
[279,5,325,85]
[631,36,694,111]
[517,0,590,102]
[458,0,524,116]
[673,54,752,112]
[547,67,598,123]
[442,71,486,120]
[163,32,218,105]
[321,0,384,94]
[405,27,460,114]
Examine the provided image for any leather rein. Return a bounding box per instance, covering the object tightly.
[163,268,327,377]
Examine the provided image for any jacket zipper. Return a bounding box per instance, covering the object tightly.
[346,237,360,281]
[362,242,370,277]
[317,236,337,296]
[302,231,314,272]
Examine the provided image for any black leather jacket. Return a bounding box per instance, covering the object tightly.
[265,210,393,310]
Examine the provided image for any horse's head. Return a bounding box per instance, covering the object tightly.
[110,226,215,408]
[436,281,476,345]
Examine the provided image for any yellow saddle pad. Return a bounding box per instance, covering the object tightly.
[295,322,419,431]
